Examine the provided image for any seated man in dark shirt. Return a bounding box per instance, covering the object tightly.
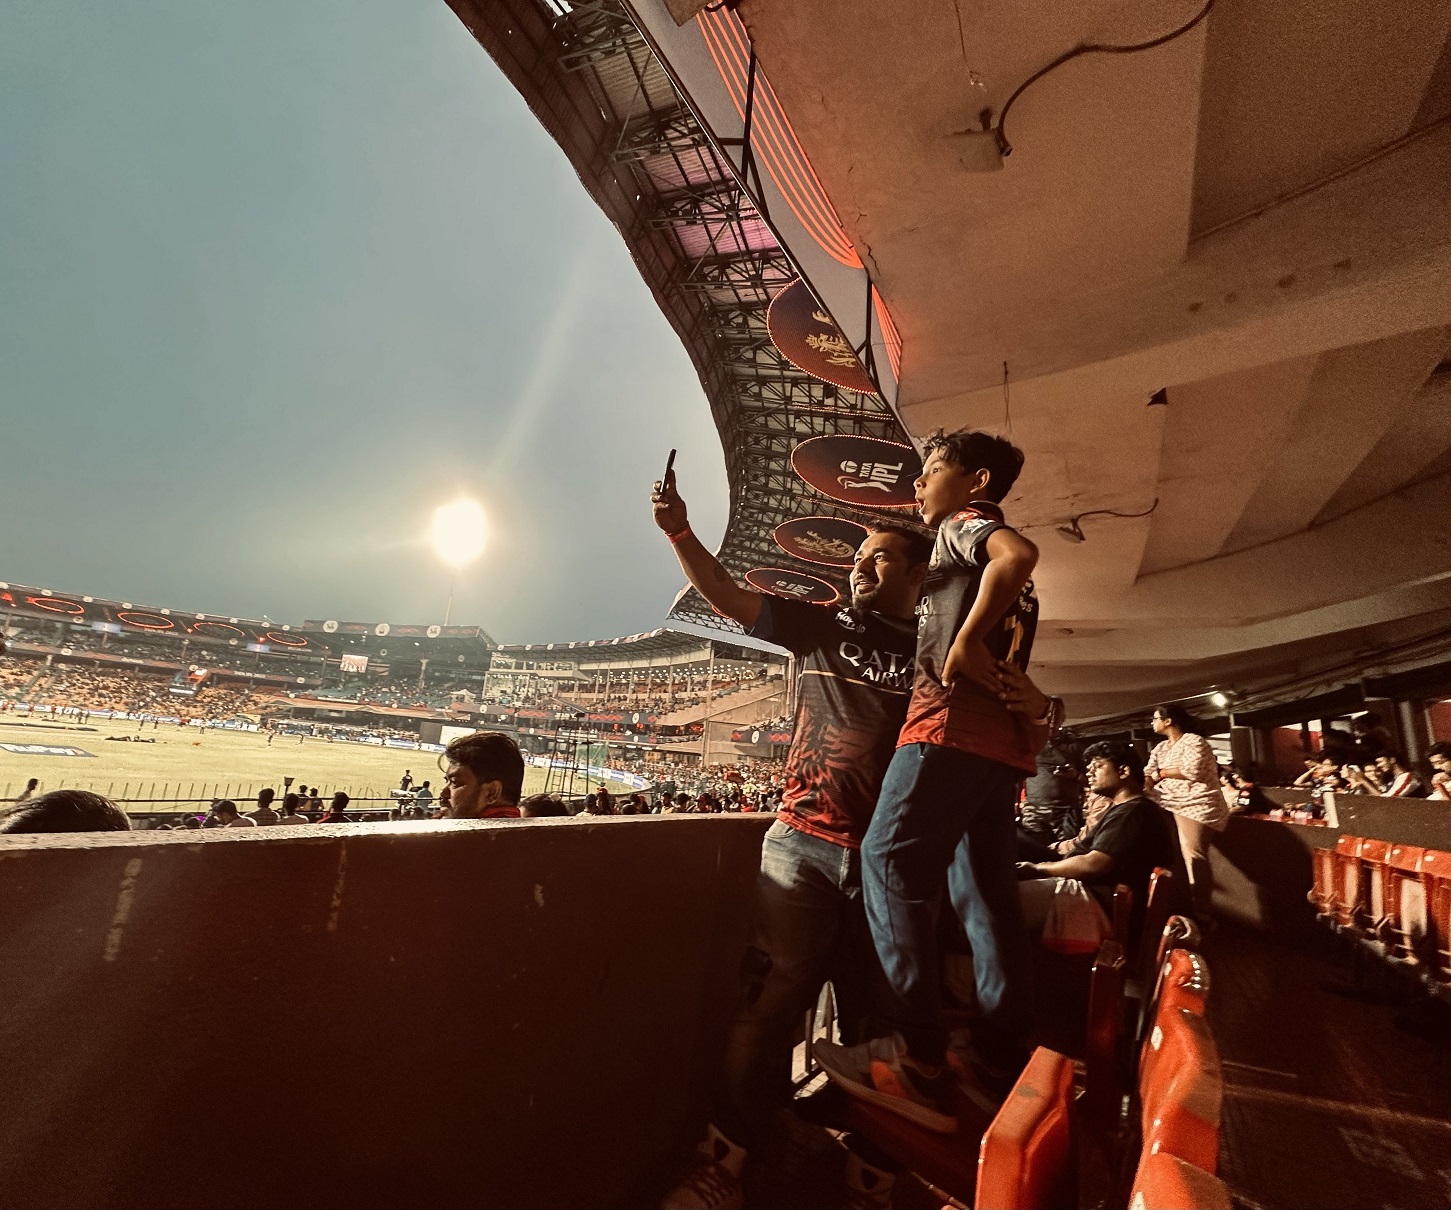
[1016,739,1178,946]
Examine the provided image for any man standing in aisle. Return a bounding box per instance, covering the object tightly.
[651,466,930,1210]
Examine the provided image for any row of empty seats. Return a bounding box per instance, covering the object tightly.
[834,867,1228,1208]
[971,918,1228,1210]
[1309,835,1451,997]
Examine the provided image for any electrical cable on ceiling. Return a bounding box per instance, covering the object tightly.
[1024,498,1160,543]
[993,0,1216,157]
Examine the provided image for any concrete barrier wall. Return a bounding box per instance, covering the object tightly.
[0,815,773,1209]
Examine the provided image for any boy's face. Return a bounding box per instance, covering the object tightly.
[913,450,992,527]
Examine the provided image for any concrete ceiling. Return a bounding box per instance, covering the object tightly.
[737,0,1451,717]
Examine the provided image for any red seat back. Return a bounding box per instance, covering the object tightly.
[975,1047,1074,1210]
[1137,1007,1221,1177]
[1139,948,1210,1096]
[1331,835,1364,928]
[1420,849,1451,983]
[1385,845,1426,963]
[1356,839,1392,937]
[1129,1152,1233,1210]
[1309,846,1336,916]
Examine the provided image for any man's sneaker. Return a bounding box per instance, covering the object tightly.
[811,1033,958,1133]
[659,1123,746,1210]
[843,1148,896,1210]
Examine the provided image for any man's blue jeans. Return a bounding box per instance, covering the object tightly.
[862,742,1033,1069]
[717,819,887,1148]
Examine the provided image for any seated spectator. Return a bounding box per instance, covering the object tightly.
[1015,740,1179,949]
[210,799,256,829]
[1367,751,1425,798]
[520,793,569,818]
[0,789,131,834]
[249,788,279,826]
[317,793,353,824]
[413,780,434,809]
[443,731,523,819]
[1428,742,1451,800]
[276,793,310,825]
[1227,766,1272,814]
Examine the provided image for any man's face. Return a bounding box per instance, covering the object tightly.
[1430,752,1451,775]
[850,532,926,616]
[912,450,988,528]
[444,762,488,818]
[1373,755,1394,775]
[1087,756,1122,796]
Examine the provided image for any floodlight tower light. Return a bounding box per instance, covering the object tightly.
[430,499,487,626]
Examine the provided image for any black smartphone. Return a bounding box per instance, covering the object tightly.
[663,448,677,487]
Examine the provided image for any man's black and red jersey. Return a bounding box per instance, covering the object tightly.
[749,596,916,848]
[897,501,1040,773]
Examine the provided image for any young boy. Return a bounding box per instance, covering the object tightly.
[814,428,1045,1133]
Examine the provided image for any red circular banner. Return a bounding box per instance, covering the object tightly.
[790,435,922,508]
[116,611,174,630]
[773,516,869,566]
[27,596,84,615]
[766,280,876,394]
[745,567,840,605]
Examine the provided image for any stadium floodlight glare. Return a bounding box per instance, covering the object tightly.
[430,499,487,568]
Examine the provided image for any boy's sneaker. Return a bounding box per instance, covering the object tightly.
[945,1030,1018,1116]
[843,1148,897,1210]
[811,1033,958,1133]
[659,1123,746,1210]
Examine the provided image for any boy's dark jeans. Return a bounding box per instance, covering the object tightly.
[863,742,1033,1070]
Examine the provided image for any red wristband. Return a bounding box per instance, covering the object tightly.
[666,526,693,544]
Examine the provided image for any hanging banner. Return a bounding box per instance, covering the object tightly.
[766,280,877,394]
[773,516,869,566]
[790,435,922,508]
[745,568,840,605]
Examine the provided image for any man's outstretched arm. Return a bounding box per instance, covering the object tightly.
[651,470,762,629]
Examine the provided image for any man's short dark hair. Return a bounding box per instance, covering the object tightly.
[283,792,301,812]
[1,789,132,834]
[445,731,525,805]
[921,428,1025,503]
[1429,742,1451,761]
[520,793,568,818]
[1083,740,1145,783]
[257,788,275,807]
[867,523,933,566]
[331,792,350,809]
[212,798,239,818]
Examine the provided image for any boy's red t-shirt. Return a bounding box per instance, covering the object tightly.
[897,502,1041,772]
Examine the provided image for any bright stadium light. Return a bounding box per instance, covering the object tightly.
[430,499,487,568]
[430,499,487,627]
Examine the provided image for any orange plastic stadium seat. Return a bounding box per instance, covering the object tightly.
[1309,846,1337,918]
[1355,838,1392,943]
[1331,834,1365,930]
[975,1047,1074,1210]
[1136,1008,1222,1177]
[1128,1152,1233,1210]
[1420,849,1451,985]
[1385,845,1426,965]
[1139,948,1210,1093]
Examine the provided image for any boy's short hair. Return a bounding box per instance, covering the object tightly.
[922,429,1025,503]
[1083,740,1146,783]
[444,731,525,805]
[867,523,934,566]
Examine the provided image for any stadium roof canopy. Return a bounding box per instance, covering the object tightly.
[447,0,926,634]
[493,626,778,664]
[452,0,1450,720]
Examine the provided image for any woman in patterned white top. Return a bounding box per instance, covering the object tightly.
[1144,704,1228,923]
